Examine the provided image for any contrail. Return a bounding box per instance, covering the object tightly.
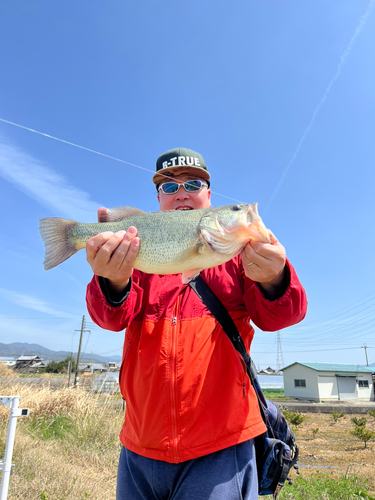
[265,0,375,213]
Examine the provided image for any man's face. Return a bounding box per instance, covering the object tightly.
[157,174,211,211]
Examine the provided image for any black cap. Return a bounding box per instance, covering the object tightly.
[153,148,210,187]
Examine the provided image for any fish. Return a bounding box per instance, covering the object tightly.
[39,203,270,283]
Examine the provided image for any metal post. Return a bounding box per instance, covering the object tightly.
[0,396,29,500]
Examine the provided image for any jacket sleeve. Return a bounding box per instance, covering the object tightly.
[86,274,144,331]
[242,259,307,332]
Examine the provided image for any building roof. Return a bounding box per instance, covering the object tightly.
[79,363,107,370]
[282,362,375,374]
[16,355,43,361]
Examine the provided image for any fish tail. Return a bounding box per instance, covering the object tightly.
[38,218,79,270]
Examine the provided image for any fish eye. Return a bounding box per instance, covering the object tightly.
[231,205,240,211]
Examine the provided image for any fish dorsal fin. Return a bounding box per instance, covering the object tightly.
[98,206,144,222]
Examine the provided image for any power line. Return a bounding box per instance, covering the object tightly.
[0,117,244,204]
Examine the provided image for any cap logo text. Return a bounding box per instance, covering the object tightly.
[162,156,201,169]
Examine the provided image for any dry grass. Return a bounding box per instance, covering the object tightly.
[291,411,375,494]
[0,380,124,499]
[0,384,94,420]
[0,363,18,378]
[2,379,375,499]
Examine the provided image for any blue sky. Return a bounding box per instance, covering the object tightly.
[0,1,374,368]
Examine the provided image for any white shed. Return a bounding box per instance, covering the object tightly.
[282,362,375,402]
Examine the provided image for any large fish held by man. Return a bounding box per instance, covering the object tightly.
[39,203,270,283]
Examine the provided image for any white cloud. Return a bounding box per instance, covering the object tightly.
[0,287,76,318]
[0,140,101,222]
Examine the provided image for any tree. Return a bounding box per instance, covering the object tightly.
[282,410,306,426]
[43,357,76,374]
[350,426,375,449]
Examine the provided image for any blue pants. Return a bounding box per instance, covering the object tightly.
[116,440,258,500]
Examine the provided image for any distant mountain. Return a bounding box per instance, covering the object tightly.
[0,342,121,364]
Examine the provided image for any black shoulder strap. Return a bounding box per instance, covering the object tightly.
[189,275,267,413]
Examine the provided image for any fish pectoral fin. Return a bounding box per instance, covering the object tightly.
[181,269,202,284]
[172,243,202,263]
[200,229,244,255]
[100,206,145,222]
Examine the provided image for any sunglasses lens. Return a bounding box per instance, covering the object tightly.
[161,182,179,194]
[160,180,206,194]
[184,180,202,191]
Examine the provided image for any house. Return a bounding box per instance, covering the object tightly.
[14,355,46,373]
[106,361,119,371]
[258,366,277,375]
[282,362,375,402]
[78,363,107,375]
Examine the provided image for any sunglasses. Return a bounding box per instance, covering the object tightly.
[158,179,208,195]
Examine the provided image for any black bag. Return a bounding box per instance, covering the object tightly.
[189,276,299,499]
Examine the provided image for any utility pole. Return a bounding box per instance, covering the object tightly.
[276,331,284,373]
[67,354,72,388]
[73,315,90,387]
[361,344,371,366]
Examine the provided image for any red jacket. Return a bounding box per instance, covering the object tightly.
[86,256,307,463]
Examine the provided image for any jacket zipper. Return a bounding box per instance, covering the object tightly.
[170,297,180,463]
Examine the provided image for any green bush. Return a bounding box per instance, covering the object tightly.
[350,426,375,449]
[351,417,367,428]
[331,411,345,423]
[367,409,375,419]
[282,409,306,426]
[44,356,76,374]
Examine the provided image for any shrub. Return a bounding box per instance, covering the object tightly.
[41,357,76,374]
[367,409,375,419]
[350,425,375,449]
[282,409,306,426]
[311,427,319,439]
[351,416,367,427]
[330,411,344,423]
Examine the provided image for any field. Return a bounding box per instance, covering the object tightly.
[1,370,375,499]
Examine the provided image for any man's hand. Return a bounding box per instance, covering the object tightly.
[241,231,287,299]
[86,208,140,294]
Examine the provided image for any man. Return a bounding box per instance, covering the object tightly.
[86,148,307,500]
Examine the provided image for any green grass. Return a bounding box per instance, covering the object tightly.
[262,389,294,401]
[261,472,375,500]
[27,415,74,441]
